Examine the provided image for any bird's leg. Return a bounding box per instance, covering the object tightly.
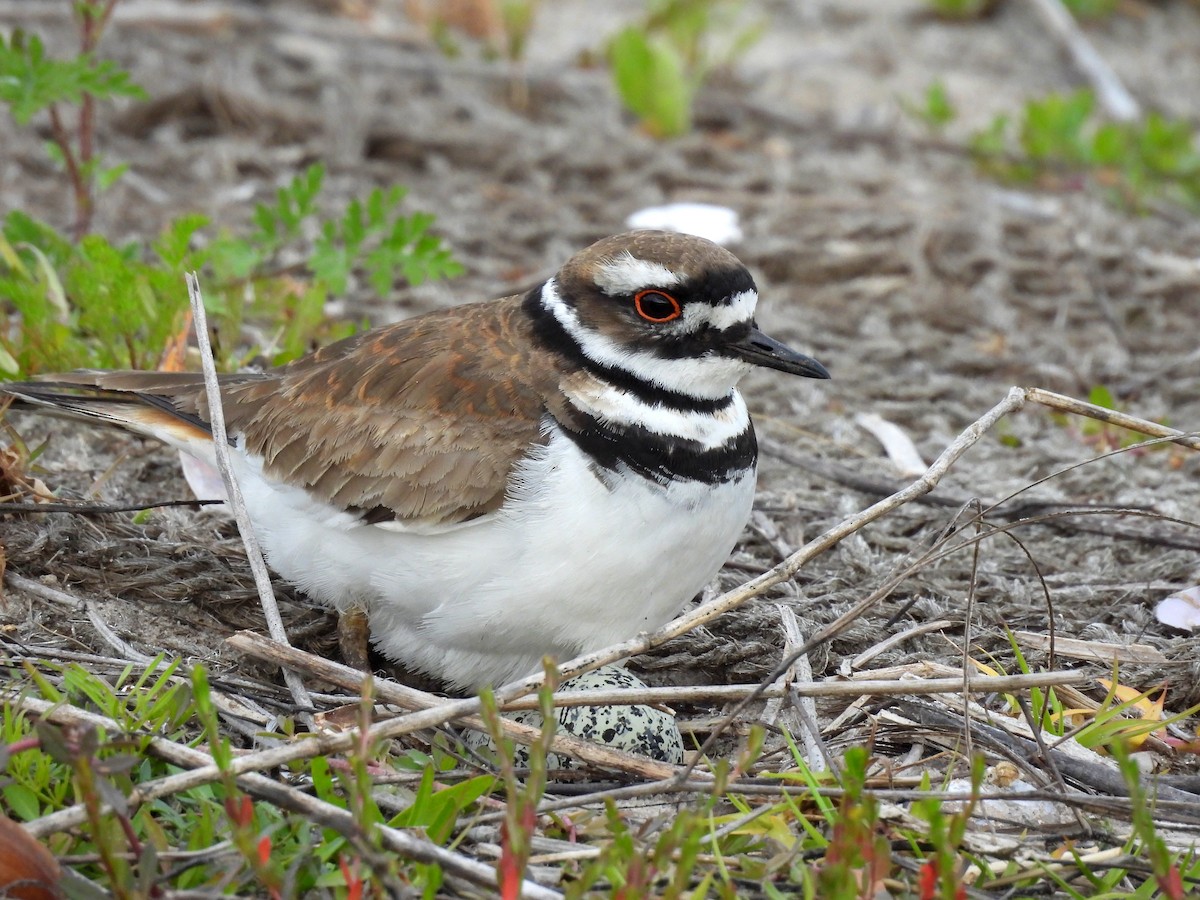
[336,606,372,672]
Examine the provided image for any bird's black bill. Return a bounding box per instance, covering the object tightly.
[729,327,830,379]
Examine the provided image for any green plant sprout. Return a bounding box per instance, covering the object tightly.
[0,163,463,378]
[901,81,957,131]
[608,0,762,138]
[0,5,146,238]
[969,89,1200,211]
[925,0,1001,19]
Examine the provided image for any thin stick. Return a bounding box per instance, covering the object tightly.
[6,572,155,664]
[1023,0,1140,122]
[225,631,679,779]
[496,670,1091,708]
[13,695,562,899]
[184,273,314,723]
[1027,387,1200,452]
[0,499,222,515]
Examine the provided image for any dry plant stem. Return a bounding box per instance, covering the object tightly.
[680,386,1031,770]
[11,697,563,900]
[775,604,829,771]
[529,780,1184,821]
[226,631,680,779]
[0,498,221,515]
[185,273,314,723]
[1022,0,1140,122]
[1014,693,1091,835]
[495,670,1090,709]
[959,502,984,764]
[1026,386,1200,452]
[5,572,154,664]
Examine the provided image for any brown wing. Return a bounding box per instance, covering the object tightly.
[17,296,560,529]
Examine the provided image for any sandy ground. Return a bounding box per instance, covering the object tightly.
[3,0,1200,723]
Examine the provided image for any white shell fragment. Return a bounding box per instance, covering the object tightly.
[1155,586,1200,631]
[626,203,743,246]
[854,412,927,477]
[464,664,684,770]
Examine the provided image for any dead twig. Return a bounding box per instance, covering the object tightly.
[10,693,562,899]
[226,630,681,780]
[5,572,155,665]
[1025,386,1200,452]
[228,631,1091,709]
[0,499,222,515]
[185,273,314,725]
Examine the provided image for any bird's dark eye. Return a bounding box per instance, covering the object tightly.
[633,290,682,323]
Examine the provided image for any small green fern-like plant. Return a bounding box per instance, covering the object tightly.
[0,8,462,378]
[0,163,462,377]
[0,10,146,238]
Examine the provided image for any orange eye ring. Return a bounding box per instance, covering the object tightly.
[633,290,682,323]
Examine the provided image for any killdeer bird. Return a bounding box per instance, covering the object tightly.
[4,231,828,690]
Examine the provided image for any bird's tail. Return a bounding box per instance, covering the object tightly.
[2,373,215,450]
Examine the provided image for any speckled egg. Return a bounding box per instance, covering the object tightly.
[463,664,684,770]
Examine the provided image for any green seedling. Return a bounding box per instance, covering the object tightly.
[925,0,1000,19]
[968,89,1200,211]
[608,0,762,138]
[0,163,461,377]
[0,5,146,238]
[1062,0,1119,18]
[902,80,957,131]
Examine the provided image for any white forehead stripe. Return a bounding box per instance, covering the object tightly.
[594,253,682,297]
[680,289,758,332]
[542,279,751,399]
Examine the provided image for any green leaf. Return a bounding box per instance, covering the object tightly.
[152,213,210,270]
[2,783,41,820]
[1091,122,1129,167]
[1020,90,1094,164]
[923,80,955,128]
[0,343,19,375]
[1088,383,1116,410]
[610,27,692,137]
[311,227,351,295]
[0,31,145,125]
[19,243,69,322]
[208,233,262,280]
[95,160,129,192]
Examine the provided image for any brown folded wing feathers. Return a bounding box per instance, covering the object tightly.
[43,296,562,528]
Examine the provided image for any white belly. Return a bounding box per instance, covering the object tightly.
[229,426,756,690]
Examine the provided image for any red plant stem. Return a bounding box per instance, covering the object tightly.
[5,736,41,754]
[47,105,92,239]
[80,95,95,172]
[69,0,122,238]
